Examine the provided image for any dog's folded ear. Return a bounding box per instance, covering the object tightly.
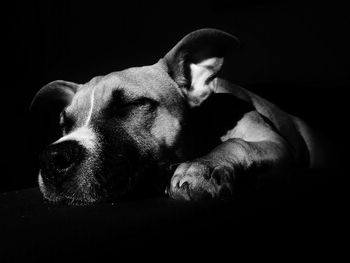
[163,28,239,107]
[30,80,79,111]
[30,80,79,149]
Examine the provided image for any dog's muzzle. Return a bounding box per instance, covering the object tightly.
[40,140,85,185]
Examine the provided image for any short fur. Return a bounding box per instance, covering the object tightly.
[31,29,319,204]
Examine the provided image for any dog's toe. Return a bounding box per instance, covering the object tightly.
[168,161,235,201]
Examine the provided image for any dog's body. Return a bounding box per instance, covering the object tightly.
[31,29,320,204]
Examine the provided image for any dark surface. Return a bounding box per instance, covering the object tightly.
[1,169,346,261]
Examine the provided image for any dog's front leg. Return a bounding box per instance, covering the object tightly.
[169,111,294,200]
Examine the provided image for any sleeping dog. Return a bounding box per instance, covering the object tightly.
[31,29,320,205]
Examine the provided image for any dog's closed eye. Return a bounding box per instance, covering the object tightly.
[113,97,158,117]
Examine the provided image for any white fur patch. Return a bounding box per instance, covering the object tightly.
[55,126,97,151]
[84,85,97,126]
[188,57,223,106]
[38,172,44,191]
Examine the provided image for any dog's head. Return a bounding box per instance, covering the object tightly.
[30,29,239,205]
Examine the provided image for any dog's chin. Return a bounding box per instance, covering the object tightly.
[38,176,100,206]
[45,195,101,206]
[38,172,134,206]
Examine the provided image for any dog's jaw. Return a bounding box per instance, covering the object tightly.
[39,170,105,205]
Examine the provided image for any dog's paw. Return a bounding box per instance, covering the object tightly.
[168,160,235,201]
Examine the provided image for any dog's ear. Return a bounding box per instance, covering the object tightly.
[30,80,79,111]
[30,80,79,149]
[163,28,239,106]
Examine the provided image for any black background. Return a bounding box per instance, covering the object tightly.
[2,0,349,191]
[1,0,349,260]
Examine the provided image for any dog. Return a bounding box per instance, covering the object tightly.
[30,29,320,205]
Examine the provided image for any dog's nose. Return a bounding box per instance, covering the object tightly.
[40,140,84,184]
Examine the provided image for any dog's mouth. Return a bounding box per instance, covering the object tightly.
[39,155,176,205]
[38,153,139,205]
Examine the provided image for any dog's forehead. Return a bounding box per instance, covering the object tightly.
[112,64,180,99]
[65,64,181,122]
